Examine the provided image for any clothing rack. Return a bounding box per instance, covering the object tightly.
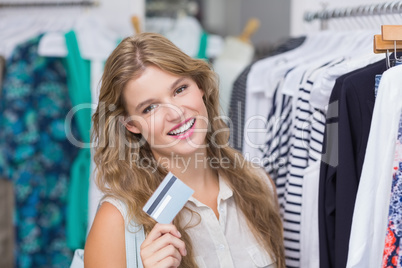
[304,1,402,30]
[0,1,98,8]
[146,0,198,17]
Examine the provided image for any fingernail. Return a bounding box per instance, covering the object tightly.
[184,248,187,256]
[177,231,181,237]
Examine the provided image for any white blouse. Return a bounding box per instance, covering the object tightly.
[182,172,277,268]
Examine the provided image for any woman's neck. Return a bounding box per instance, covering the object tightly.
[157,150,218,190]
[156,149,221,218]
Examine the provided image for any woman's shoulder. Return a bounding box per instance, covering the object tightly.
[84,199,126,267]
[99,197,127,222]
[100,196,128,221]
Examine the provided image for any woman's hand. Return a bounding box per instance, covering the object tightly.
[140,223,187,268]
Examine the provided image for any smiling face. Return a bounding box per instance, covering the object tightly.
[123,65,209,159]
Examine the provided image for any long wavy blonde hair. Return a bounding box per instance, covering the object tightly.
[92,32,285,267]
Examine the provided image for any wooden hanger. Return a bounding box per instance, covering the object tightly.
[131,15,141,34]
[237,18,260,44]
[373,25,402,69]
[373,25,402,54]
[373,34,402,53]
[382,25,402,41]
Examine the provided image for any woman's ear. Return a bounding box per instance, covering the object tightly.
[125,124,141,134]
[199,88,205,97]
[121,117,141,134]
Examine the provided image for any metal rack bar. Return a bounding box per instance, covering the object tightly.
[0,1,98,8]
[304,1,402,23]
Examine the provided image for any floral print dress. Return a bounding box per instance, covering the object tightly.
[382,115,402,268]
[0,35,79,268]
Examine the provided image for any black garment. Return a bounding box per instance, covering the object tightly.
[228,65,251,151]
[319,58,388,268]
[269,36,306,57]
[228,36,306,152]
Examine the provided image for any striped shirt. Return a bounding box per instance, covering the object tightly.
[261,58,343,267]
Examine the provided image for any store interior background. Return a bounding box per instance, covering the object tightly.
[98,0,400,54]
[1,0,401,267]
[1,0,394,57]
[45,0,398,57]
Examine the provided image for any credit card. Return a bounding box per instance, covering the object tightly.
[143,172,194,224]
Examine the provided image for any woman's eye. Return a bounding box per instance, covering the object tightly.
[174,85,188,96]
[143,104,158,114]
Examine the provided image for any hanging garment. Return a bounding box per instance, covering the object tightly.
[270,36,307,56]
[63,30,92,250]
[346,63,402,268]
[259,52,345,267]
[87,59,104,232]
[297,65,334,268]
[213,34,255,116]
[145,16,223,60]
[0,179,14,268]
[283,59,339,267]
[249,30,380,267]
[309,53,384,112]
[37,14,124,235]
[196,30,209,60]
[260,78,291,213]
[251,30,373,164]
[229,65,252,152]
[381,115,402,268]
[319,58,388,268]
[319,71,354,268]
[300,162,320,268]
[283,57,343,268]
[244,31,337,160]
[228,36,306,153]
[0,55,5,93]
[0,34,80,268]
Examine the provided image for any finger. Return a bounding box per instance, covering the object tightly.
[143,232,187,260]
[141,223,181,251]
[152,244,182,265]
[141,242,182,268]
[143,223,181,248]
[155,233,187,256]
[156,256,181,268]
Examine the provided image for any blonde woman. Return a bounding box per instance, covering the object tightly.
[85,32,285,268]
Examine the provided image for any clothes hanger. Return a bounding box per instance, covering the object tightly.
[237,18,260,44]
[381,25,402,65]
[373,34,402,53]
[373,25,402,69]
[131,15,141,34]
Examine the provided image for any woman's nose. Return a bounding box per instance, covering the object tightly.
[162,102,185,122]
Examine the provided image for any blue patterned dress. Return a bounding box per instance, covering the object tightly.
[0,35,80,268]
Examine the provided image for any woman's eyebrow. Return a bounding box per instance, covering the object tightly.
[135,77,187,112]
[136,98,157,112]
[170,77,186,90]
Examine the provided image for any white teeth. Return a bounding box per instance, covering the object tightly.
[168,119,195,135]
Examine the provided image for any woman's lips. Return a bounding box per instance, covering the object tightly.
[168,118,196,139]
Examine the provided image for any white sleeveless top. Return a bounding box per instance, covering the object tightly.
[98,168,276,268]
